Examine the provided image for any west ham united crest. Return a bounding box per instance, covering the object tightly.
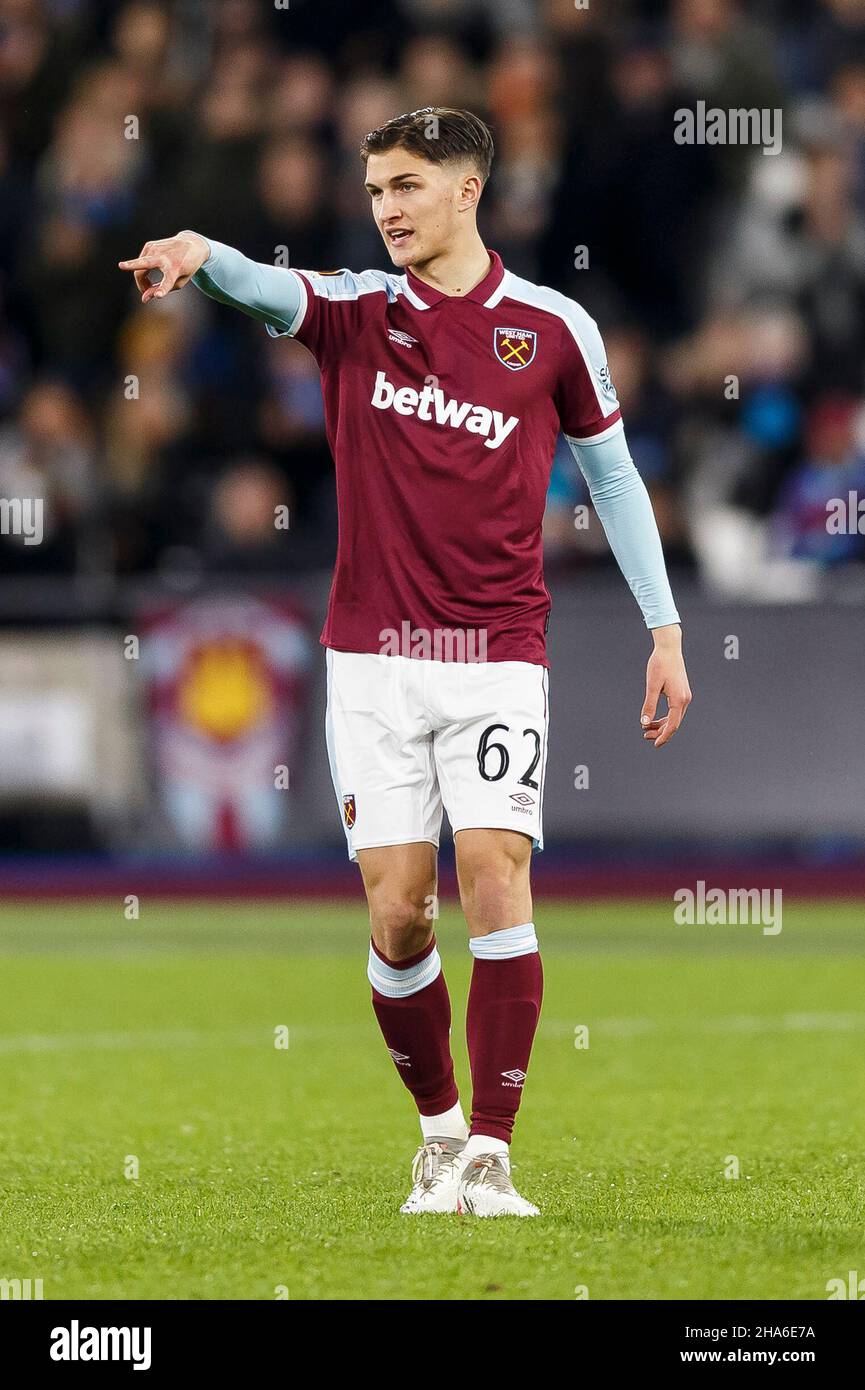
[494,327,537,371]
[342,792,356,829]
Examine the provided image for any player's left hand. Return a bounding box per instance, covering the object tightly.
[640,625,692,749]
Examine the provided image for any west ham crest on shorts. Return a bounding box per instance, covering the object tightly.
[494,327,537,371]
[342,792,356,829]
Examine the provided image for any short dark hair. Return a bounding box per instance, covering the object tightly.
[360,107,494,183]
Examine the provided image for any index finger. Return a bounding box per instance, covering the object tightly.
[118,255,161,270]
[119,255,175,301]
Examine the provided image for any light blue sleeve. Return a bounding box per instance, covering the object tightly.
[190,238,305,336]
[565,427,681,629]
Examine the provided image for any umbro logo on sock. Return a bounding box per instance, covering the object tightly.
[501,1068,526,1086]
[388,1048,411,1067]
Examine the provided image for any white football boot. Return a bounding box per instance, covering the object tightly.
[399,1141,467,1214]
[457,1151,540,1217]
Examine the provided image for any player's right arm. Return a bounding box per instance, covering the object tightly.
[118,231,211,303]
[118,233,305,334]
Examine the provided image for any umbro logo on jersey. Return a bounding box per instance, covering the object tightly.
[494,327,537,371]
[388,330,418,348]
[598,361,618,402]
[501,1068,527,1086]
[388,1048,411,1067]
[510,792,535,806]
[371,371,519,450]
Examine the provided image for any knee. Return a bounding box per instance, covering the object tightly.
[368,892,434,961]
[460,867,517,927]
[457,843,531,934]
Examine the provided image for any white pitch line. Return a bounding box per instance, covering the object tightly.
[0,1027,265,1055]
[0,1013,863,1056]
[542,1012,865,1038]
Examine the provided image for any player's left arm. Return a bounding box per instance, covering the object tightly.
[567,429,691,747]
[555,304,691,748]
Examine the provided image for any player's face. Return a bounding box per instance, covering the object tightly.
[365,150,471,268]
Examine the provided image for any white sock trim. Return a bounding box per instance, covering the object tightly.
[419,1101,469,1143]
[464,1134,510,1161]
[367,942,441,998]
[469,922,538,960]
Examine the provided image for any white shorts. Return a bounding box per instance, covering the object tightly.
[324,648,549,862]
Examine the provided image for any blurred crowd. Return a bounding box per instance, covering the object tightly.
[2,0,865,598]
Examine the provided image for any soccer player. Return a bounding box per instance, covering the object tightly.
[119,107,691,1217]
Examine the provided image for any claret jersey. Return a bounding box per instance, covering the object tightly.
[268,251,623,666]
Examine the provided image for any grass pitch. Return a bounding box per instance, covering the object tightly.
[0,897,863,1301]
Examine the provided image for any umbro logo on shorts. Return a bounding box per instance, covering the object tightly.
[501,1069,526,1086]
[510,792,535,806]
